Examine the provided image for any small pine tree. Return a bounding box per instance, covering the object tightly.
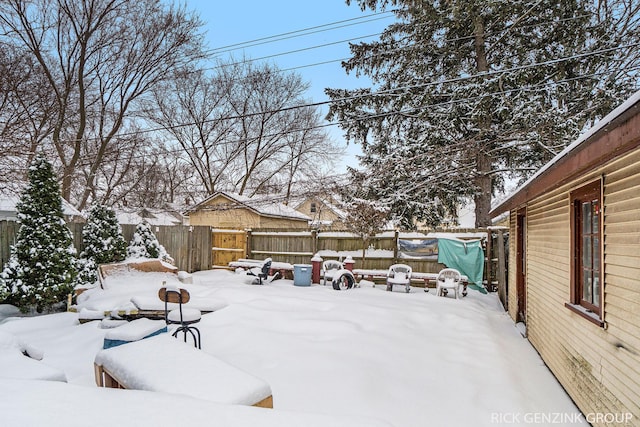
[77,204,127,286]
[0,155,77,313]
[127,221,170,261]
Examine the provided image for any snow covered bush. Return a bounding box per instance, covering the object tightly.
[76,204,127,286]
[0,155,77,313]
[127,221,171,262]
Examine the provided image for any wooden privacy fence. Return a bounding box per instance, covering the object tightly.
[2,219,508,298]
[0,220,212,273]
[216,229,492,276]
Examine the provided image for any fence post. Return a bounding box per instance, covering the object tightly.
[393,229,399,263]
[311,253,323,284]
[343,255,355,272]
[311,229,318,256]
[245,229,252,259]
[485,228,493,291]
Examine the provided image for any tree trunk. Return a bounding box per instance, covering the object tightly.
[474,151,493,227]
[473,14,493,227]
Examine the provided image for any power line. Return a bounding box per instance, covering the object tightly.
[197,14,594,77]
[208,14,395,55]
[105,43,640,142]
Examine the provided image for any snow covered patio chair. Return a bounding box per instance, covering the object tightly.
[386,264,412,293]
[435,268,462,299]
[321,260,343,286]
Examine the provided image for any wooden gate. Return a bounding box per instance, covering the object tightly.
[212,229,246,267]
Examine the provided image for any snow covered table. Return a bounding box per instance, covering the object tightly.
[94,334,273,408]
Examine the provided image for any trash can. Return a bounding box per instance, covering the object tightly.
[293,264,312,287]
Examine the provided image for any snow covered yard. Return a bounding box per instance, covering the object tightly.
[0,269,585,426]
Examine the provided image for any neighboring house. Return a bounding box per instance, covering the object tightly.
[291,195,346,229]
[186,191,311,230]
[490,90,640,424]
[115,207,185,226]
[0,193,84,223]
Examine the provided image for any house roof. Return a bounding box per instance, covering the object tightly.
[186,191,311,222]
[0,192,83,219]
[115,208,185,226]
[490,90,640,217]
[290,195,347,219]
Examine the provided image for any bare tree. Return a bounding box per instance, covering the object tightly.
[0,0,205,209]
[146,58,342,201]
[0,44,55,191]
[145,68,238,195]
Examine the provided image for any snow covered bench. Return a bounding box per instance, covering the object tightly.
[97,259,178,288]
[94,334,273,408]
[128,294,227,320]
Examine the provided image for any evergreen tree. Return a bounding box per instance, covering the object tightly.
[77,204,127,286]
[0,155,77,312]
[127,221,170,261]
[327,0,640,227]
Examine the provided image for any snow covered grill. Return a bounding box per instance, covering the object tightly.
[94,334,273,408]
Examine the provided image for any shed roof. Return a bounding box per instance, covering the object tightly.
[186,191,311,222]
[490,90,640,217]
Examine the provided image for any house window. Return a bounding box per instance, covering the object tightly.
[567,180,603,325]
[310,202,317,214]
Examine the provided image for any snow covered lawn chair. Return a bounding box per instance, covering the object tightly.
[94,334,273,408]
[385,264,412,293]
[321,260,343,286]
[435,268,462,299]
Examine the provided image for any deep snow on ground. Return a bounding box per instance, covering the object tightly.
[0,269,586,426]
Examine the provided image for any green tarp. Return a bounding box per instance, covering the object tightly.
[437,238,487,294]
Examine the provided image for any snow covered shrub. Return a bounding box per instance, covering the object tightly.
[76,204,127,286]
[0,155,77,313]
[127,221,171,261]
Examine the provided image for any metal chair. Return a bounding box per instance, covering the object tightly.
[435,268,462,299]
[247,258,273,285]
[386,264,412,293]
[321,260,343,286]
[158,284,201,348]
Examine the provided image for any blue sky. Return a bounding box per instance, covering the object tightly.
[183,0,397,171]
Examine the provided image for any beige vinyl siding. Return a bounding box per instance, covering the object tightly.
[514,149,640,425]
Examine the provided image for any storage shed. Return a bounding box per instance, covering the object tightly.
[490,91,640,424]
[185,192,310,230]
